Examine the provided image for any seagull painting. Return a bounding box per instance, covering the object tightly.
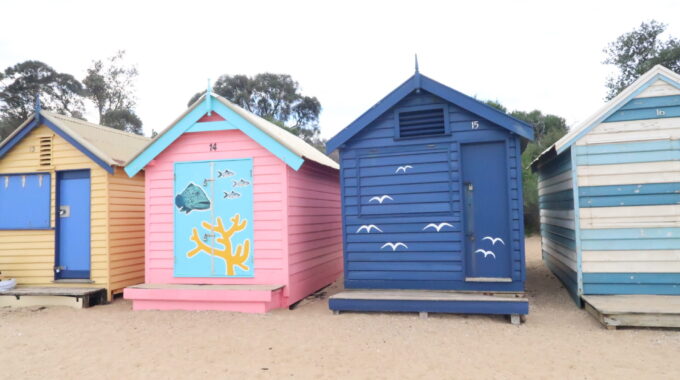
[423,222,454,232]
[369,195,393,204]
[474,249,496,259]
[395,165,413,174]
[356,224,383,233]
[482,236,505,246]
[381,242,408,251]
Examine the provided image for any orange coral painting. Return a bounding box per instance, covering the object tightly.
[186,214,252,276]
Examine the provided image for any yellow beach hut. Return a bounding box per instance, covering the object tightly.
[0,108,149,307]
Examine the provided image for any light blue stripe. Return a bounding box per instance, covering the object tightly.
[580,193,680,207]
[538,189,573,203]
[538,149,571,181]
[605,105,680,122]
[583,272,680,284]
[619,94,680,110]
[584,283,680,295]
[582,239,680,250]
[574,139,680,155]
[575,149,680,165]
[555,73,680,154]
[186,121,236,133]
[579,182,680,196]
[581,227,680,239]
[571,146,583,296]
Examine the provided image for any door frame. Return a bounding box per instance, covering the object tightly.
[54,169,92,280]
[459,138,513,281]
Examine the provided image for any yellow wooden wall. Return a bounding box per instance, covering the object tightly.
[107,167,145,295]
[0,123,145,300]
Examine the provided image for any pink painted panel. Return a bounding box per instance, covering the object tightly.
[285,161,343,304]
[144,130,289,286]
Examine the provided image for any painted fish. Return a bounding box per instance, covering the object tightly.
[175,183,211,214]
[218,169,235,178]
[233,178,251,188]
[223,190,241,199]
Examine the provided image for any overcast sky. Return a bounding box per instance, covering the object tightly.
[1,0,679,138]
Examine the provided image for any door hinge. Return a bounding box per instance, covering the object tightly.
[54,265,65,273]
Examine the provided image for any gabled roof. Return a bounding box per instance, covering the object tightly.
[326,72,535,152]
[0,110,151,173]
[532,65,680,170]
[124,93,338,177]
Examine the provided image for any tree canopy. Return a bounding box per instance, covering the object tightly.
[603,20,680,99]
[83,51,143,135]
[189,73,325,150]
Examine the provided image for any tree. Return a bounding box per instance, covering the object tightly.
[603,20,680,99]
[485,101,569,234]
[189,73,325,150]
[83,51,143,135]
[0,60,86,141]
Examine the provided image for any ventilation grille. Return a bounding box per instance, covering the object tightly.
[398,108,446,138]
[39,136,52,167]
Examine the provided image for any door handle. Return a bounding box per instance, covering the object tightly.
[59,206,70,218]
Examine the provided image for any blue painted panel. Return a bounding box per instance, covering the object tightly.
[56,170,91,279]
[575,143,680,165]
[462,141,511,279]
[0,173,50,229]
[580,182,680,207]
[583,273,680,295]
[575,139,680,156]
[174,159,254,277]
[619,94,680,110]
[344,279,525,292]
[537,149,571,181]
[186,121,236,133]
[605,105,680,122]
[581,227,680,240]
[329,298,529,315]
[0,118,39,159]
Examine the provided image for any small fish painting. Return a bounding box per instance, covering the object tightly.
[175,183,212,214]
[218,169,235,178]
[233,179,251,188]
[223,190,241,199]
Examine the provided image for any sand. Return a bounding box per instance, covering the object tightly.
[2,236,680,379]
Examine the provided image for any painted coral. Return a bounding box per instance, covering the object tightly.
[187,214,251,276]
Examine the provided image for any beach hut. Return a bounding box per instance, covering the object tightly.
[325,67,534,323]
[532,65,680,329]
[122,91,342,313]
[0,106,150,307]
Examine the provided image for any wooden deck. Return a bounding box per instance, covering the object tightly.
[0,286,107,309]
[329,290,528,324]
[583,295,680,329]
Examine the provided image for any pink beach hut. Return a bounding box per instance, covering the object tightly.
[123,91,342,313]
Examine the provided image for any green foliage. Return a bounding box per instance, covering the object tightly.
[83,51,143,135]
[189,73,325,150]
[485,101,569,234]
[603,20,680,100]
[0,60,85,140]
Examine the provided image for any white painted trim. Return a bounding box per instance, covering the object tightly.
[577,160,680,186]
[583,261,680,273]
[580,205,680,229]
[635,79,680,98]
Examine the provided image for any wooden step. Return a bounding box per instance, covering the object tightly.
[583,295,680,329]
[0,286,106,308]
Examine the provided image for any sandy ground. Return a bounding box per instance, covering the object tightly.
[2,236,680,379]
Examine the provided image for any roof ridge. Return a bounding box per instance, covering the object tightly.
[42,110,150,141]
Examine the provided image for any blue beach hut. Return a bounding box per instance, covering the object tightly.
[326,66,534,323]
[532,65,680,329]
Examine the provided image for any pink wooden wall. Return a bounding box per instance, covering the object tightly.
[145,130,289,287]
[286,162,343,303]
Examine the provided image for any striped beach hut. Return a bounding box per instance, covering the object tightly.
[0,107,149,306]
[532,65,680,328]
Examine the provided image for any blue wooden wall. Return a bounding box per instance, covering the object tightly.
[338,90,525,292]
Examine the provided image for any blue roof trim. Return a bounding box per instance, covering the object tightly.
[41,117,114,173]
[326,73,535,153]
[0,114,114,174]
[555,73,680,155]
[124,94,305,177]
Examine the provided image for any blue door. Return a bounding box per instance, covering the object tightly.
[55,170,91,279]
[461,142,511,280]
[174,159,254,277]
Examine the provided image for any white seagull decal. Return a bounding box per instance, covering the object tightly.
[381,242,408,251]
[356,224,383,233]
[395,165,413,174]
[482,236,505,246]
[474,249,496,259]
[423,222,454,232]
[369,195,394,204]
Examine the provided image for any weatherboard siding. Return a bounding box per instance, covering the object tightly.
[285,161,343,304]
[144,129,288,287]
[573,83,680,295]
[0,124,109,289]
[107,167,145,294]
[339,91,524,291]
[537,149,579,301]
